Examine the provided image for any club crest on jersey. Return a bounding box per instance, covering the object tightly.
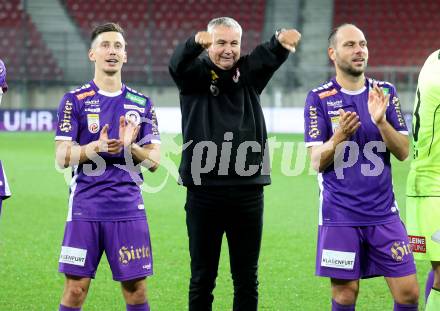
[331,116,340,133]
[125,110,141,125]
[232,68,240,83]
[87,114,100,134]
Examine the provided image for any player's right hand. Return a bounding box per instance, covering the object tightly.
[195,31,213,49]
[336,109,361,139]
[98,124,122,154]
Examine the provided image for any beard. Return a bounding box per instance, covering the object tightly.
[337,59,367,77]
[345,66,364,77]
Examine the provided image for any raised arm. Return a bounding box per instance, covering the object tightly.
[246,28,301,93]
[368,84,409,161]
[168,33,208,89]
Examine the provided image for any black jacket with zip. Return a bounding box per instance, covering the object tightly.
[169,34,289,186]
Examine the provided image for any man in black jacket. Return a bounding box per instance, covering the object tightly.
[169,17,301,310]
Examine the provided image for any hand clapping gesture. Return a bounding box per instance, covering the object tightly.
[368,83,390,125]
[336,109,361,139]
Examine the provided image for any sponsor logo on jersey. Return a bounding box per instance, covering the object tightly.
[59,246,87,266]
[125,110,141,125]
[85,99,100,106]
[381,87,390,95]
[308,105,320,139]
[87,114,100,134]
[328,110,340,116]
[125,92,146,106]
[321,249,355,269]
[59,100,73,133]
[76,90,96,100]
[150,107,159,137]
[408,235,426,253]
[119,245,151,265]
[326,99,343,108]
[318,88,338,99]
[84,107,100,113]
[391,96,406,127]
[124,104,145,113]
[390,240,412,261]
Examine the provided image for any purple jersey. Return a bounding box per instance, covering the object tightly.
[55,81,160,221]
[0,160,11,199]
[304,77,408,226]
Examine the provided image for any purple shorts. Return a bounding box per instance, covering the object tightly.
[316,220,416,279]
[58,219,153,281]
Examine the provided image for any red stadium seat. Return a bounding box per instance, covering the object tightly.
[334,0,440,67]
[0,0,63,81]
[63,0,266,84]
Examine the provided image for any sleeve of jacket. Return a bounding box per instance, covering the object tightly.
[244,35,290,94]
[168,36,207,91]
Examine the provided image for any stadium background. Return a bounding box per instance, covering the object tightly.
[0,0,437,310]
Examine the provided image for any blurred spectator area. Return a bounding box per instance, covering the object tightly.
[63,0,266,84]
[0,0,63,81]
[334,0,440,66]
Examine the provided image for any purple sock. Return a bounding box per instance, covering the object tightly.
[59,305,81,311]
[126,302,149,311]
[393,301,418,310]
[332,299,355,311]
[426,270,435,303]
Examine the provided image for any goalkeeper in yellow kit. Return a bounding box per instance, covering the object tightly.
[406,49,440,310]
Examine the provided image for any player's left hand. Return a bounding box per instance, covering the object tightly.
[368,83,390,125]
[277,29,301,53]
[119,116,140,147]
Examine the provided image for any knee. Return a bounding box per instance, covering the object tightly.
[63,283,88,305]
[333,285,359,305]
[190,270,217,288]
[125,288,146,304]
[122,281,147,304]
[231,271,258,289]
[396,285,419,304]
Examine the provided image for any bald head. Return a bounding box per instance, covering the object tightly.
[328,24,365,48]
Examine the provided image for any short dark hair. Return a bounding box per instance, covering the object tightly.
[328,23,357,47]
[90,22,125,46]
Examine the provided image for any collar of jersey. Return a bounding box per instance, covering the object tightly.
[90,80,125,97]
[332,77,367,95]
[97,89,123,97]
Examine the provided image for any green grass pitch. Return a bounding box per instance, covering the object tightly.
[0,132,430,310]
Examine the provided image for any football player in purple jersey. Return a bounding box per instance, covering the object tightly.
[55,23,160,311]
[0,161,11,215]
[0,58,8,105]
[304,24,419,311]
[0,60,11,214]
